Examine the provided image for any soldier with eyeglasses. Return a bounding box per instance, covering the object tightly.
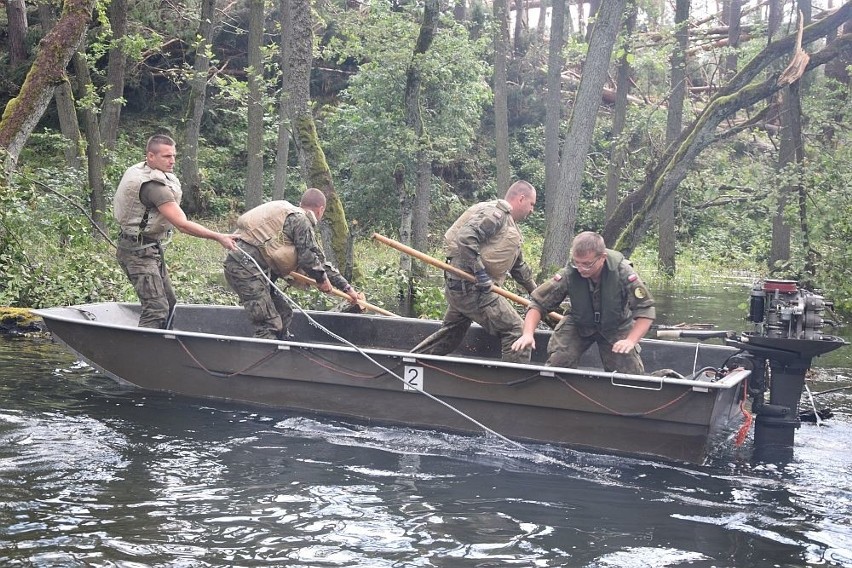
[511,231,655,373]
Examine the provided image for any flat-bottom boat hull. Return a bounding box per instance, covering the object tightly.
[35,303,749,464]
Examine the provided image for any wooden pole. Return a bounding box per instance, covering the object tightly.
[372,232,562,322]
[288,271,398,318]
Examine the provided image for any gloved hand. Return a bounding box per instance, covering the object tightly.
[474,269,493,292]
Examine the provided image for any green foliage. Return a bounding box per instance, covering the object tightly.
[0,181,129,308]
[321,4,492,230]
[412,277,447,320]
[3,0,852,325]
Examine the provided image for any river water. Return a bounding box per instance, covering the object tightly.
[1,285,851,567]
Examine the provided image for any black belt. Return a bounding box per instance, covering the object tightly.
[119,233,161,245]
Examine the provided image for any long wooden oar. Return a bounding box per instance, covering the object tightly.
[288,271,398,317]
[372,232,562,322]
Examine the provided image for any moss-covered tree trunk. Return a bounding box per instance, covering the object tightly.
[284,0,351,273]
[0,0,96,177]
[602,5,852,256]
[37,2,83,171]
[406,0,438,257]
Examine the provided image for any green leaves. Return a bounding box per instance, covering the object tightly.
[321,6,490,229]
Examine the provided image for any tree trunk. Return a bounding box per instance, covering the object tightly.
[400,0,439,314]
[513,0,529,57]
[37,2,83,171]
[534,0,549,43]
[774,0,810,277]
[244,0,266,210]
[766,0,793,269]
[405,0,438,256]
[99,0,128,152]
[585,0,601,42]
[722,0,742,77]
[541,0,626,273]
[602,8,852,255]
[767,0,782,41]
[453,0,466,22]
[0,0,96,175]
[273,0,292,201]
[285,0,350,271]
[823,18,851,144]
[545,0,566,221]
[54,79,84,170]
[780,82,813,277]
[72,52,107,233]
[493,0,511,195]
[657,0,689,274]
[6,0,29,68]
[180,0,216,215]
[395,165,415,316]
[604,4,636,221]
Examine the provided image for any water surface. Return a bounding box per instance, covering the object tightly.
[1,284,851,567]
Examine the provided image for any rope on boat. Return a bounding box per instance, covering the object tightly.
[235,246,575,469]
[554,374,692,417]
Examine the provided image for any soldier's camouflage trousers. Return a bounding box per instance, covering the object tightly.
[547,321,644,374]
[412,279,529,364]
[223,248,292,340]
[117,243,175,329]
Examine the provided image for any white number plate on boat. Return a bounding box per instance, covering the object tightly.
[404,366,424,391]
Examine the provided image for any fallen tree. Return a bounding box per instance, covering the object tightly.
[602,3,852,255]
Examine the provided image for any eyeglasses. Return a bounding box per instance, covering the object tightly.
[570,255,604,271]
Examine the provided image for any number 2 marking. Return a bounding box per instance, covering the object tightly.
[404,366,423,391]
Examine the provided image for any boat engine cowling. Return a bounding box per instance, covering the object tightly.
[748,279,828,341]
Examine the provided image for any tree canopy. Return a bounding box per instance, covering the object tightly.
[1,0,851,313]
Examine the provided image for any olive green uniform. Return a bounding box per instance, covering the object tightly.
[223,208,350,339]
[115,180,178,328]
[412,200,536,363]
[530,250,655,373]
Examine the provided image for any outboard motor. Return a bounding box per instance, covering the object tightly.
[748,279,828,340]
[730,279,847,462]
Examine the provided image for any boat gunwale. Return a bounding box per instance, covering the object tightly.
[34,304,750,392]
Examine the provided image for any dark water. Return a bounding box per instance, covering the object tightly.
[1,286,851,567]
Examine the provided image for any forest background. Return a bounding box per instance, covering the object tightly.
[0,0,850,321]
